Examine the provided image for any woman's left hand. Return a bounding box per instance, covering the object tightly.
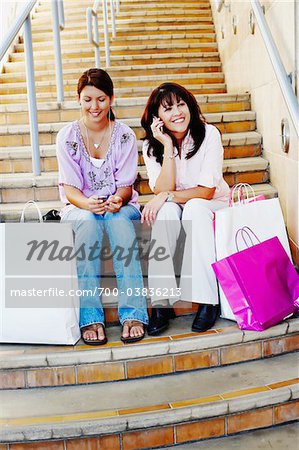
[105,195,123,213]
[141,193,167,225]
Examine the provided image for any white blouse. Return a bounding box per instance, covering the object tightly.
[142,123,230,202]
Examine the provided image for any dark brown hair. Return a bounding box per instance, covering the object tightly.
[77,68,115,120]
[141,82,206,164]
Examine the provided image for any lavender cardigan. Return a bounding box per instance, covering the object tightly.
[56,120,140,216]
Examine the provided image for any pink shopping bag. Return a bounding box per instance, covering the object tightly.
[212,228,299,331]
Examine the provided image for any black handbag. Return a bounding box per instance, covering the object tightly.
[42,209,61,222]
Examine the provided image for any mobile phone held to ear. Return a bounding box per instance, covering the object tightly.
[153,116,164,133]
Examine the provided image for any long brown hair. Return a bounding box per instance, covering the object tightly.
[141,82,206,164]
[77,68,115,120]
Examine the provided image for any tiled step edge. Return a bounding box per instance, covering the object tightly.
[1,386,298,443]
[0,318,298,388]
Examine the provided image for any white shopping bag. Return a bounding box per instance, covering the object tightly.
[0,202,80,344]
[215,190,291,321]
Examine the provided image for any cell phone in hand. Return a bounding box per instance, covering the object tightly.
[97,195,108,201]
[153,115,164,133]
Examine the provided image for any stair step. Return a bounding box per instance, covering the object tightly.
[0,128,262,174]
[0,184,277,221]
[0,111,256,142]
[28,24,215,40]
[160,423,299,450]
[14,34,217,54]
[30,16,214,34]
[3,52,220,74]
[0,155,266,187]
[33,10,212,25]
[36,2,211,15]
[0,67,224,88]
[0,72,225,95]
[1,353,298,444]
[10,43,218,62]
[0,84,226,105]
[0,317,297,388]
[0,93,251,125]
[0,162,270,204]
[30,15,214,32]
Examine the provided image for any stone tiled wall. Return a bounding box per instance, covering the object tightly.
[211,0,299,265]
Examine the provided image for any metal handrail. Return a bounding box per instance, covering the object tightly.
[0,0,66,175]
[51,0,65,103]
[0,0,40,175]
[0,0,37,60]
[251,0,299,136]
[87,0,118,68]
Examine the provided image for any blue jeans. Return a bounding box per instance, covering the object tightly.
[62,205,148,328]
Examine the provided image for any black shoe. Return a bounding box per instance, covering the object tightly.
[147,306,176,336]
[192,304,219,333]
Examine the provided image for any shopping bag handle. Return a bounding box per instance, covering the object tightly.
[235,226,261,252]
[20,201,43,223]
[230,183,256,207]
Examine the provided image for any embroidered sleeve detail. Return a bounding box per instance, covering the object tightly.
[66,141,79,157]
[120,132,134,145]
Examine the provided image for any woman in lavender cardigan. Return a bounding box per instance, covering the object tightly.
[56,69,148,345]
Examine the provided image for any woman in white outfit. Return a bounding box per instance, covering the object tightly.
[141,83,230,335]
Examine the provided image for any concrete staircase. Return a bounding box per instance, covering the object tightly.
[1,316,299,448]
[0,0,278,221]
[1,1,298,448]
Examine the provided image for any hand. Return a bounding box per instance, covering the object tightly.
[87,195,107,215]
[105,195,123,213]
[151,116,172,147]
[141,193,168,226]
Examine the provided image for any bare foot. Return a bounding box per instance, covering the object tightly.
[81,323,106,342]
[122,321,145,341]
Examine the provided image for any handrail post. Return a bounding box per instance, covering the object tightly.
[93,11,101,68]
[57,0,65,30]
[110,0,116,39]
[87,7,101,68]
[23,15,40,176]
[102,0,111,67]
[51,0,64,104]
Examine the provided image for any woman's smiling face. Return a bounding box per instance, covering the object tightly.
[157,95,191,139]
[79,85,113,125]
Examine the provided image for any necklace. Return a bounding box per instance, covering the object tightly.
[80,119,113,192]
[82,119,110,155]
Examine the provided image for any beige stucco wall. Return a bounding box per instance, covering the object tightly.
[211,0,299,264]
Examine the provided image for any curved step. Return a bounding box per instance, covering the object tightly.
[0,317,298,389]
[1,353,298,444]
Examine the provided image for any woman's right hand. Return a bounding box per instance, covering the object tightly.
[87,195,107,214]
[151,116,172,147]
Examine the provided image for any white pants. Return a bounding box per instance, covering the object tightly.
[149,198,228,306]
